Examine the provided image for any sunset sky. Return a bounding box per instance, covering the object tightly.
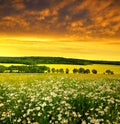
[0,0,120,61]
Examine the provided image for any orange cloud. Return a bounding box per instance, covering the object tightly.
[0,16,29,32]
[0,0,120,40]
[11,0,25,10]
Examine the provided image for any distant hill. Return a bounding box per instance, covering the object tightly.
[0,57,120,65]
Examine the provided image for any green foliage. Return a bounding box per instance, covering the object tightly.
[59,68,64,73]
[73,68,78,73]
[92,69,97,74]
[0,65,6,73]
[65,68,69,74]
[0,57,120,65]
[105,70,114,75]
[78,68,85,73]
[51,68,55,73]
[5,65,50,73]
[84,69,90,74]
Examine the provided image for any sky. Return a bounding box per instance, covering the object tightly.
[0,0,120,61]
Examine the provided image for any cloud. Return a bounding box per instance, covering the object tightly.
[11,0,25,10]
[0,15,29,32]
[0,0,120,40]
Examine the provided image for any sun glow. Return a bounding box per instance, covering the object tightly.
[0,36,73,42]
[0,35,120,61]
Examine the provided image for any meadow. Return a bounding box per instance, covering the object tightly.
[0,73,120,124]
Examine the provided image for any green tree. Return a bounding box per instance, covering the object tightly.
[92,69,97,74]
[65,68,69,74]
[73,68,78,73]
[110,71,114,75]
[51,68,55,73]
[78,68,85,73]
[0,65,6,73]
[84,69,90,74]
[56,69,59,73]
[59,68,64,73]
[47,68,50,73]
[105,70,114,75]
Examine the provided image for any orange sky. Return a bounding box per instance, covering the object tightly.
[0,0,120,61]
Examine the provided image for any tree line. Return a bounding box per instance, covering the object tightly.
[0,57,120,65]
[0,65,49,73]
[50,68,114,74]
[0,65,114,74]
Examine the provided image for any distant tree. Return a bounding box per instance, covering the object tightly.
[47,68,50,73]
[105,70,114,75]
[110,71,114,75]
[18,65,49,73]
[73,68,78,73]
[84,69,90,74]
[24,66,30,73]
[9,68,13,73]
[18,66,24,73]
[56,69,59,73]
[59,68,64,73]
[78,68,85,73]
[38,66,49,73]
[65,68,69,74]
[0,65,6,73]
[92,69,97,74]
[51,68,55,73]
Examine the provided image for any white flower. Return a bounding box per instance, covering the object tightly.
[57,114,62,121]
[36,107,40,111]
[41,102,46,108]
[27,109,31,115]
[18,99,22,103]
[72,112,77,117]
[0,103,4,107]
[50,92,57,97]
[61,118,68,124]
[82,120,86,124]
[38,112,42,116]
[17,118,21,122]
[32,122,39,124]
[23,114,26,118]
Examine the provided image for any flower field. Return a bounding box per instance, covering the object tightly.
[0,74,120,124]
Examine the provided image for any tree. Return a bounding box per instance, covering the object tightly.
[110,71,114,75]
[51,68,55,73]
[47,68,50,73]
[84,69,90,74]
[56,69,59,73]
[0,65,6,73]
[59,68,64,73]
[105,70,114,75]
[92,69,97,74]
[73,68,78,73]
[65,68,69,74]
[78,68,85,73]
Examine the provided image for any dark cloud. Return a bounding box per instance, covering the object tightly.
[0,0,120,40]
[24,0,49,11]
[72,8,89,21]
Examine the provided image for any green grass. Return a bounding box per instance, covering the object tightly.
[0,74,120,124]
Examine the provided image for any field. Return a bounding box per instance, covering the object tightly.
[1,63,120,74]
[0,63,24,67]
[0,73,120,124]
